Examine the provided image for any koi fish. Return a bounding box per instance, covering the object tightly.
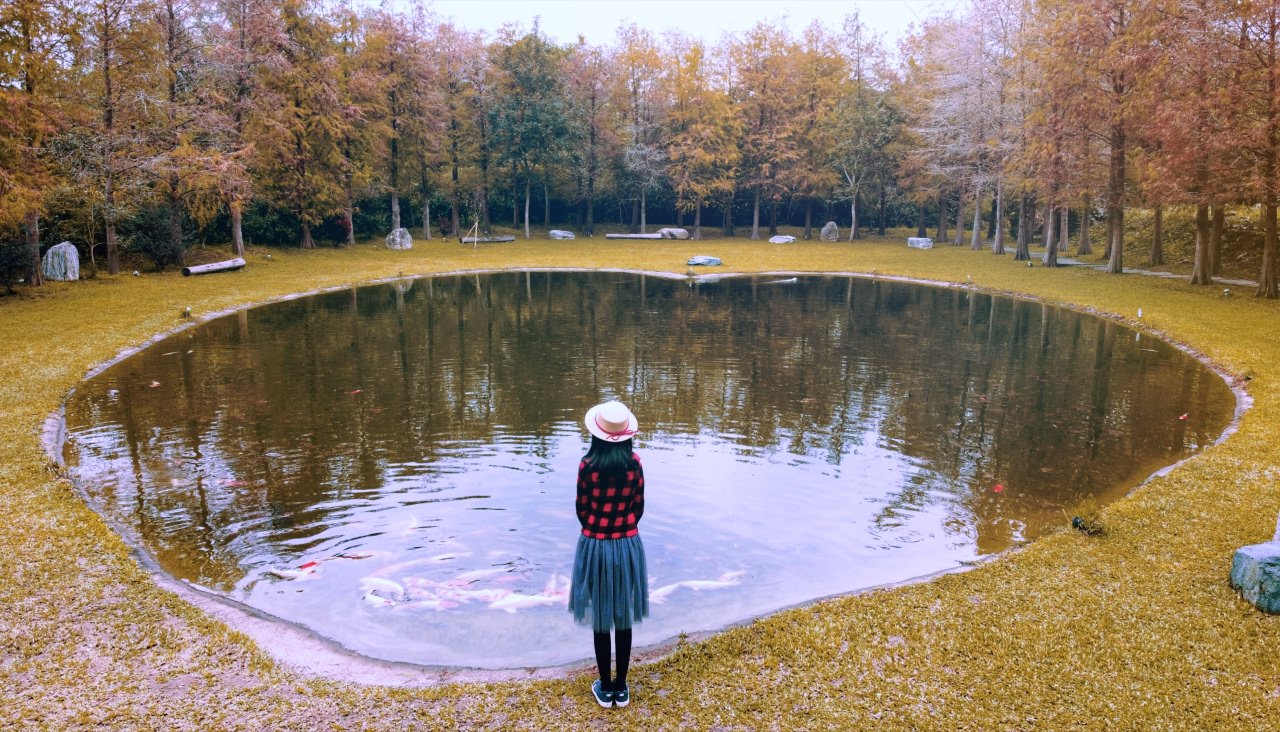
[438,587,511,604]
[451,567,509,584]
[649,582,683,604]
[359,577,405,599]
[266,567,319,580]
[678,571,746,592]
[542,573,571,598]
[394,598,458,612]
[362,591,395,607]
[488,592,563,613]
[335,550,377,560]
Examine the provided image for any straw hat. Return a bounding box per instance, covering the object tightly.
[585,401,639,442]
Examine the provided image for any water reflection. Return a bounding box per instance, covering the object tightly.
[63,272,1234,667]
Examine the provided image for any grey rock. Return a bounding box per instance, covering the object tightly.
[657,227,691,240]
[1230,541,1280,613]
[908,237,934,249]
[385,228,413,250]
[549,229,575,240]
[820,221,839,242]
[687,255,722,266]
[41,241,80,281]
[768,235,796,244]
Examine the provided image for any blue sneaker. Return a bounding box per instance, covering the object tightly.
[591,679,614,708]
[613,683,630,708]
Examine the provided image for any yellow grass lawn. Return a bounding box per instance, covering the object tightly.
[2,237,1279,730]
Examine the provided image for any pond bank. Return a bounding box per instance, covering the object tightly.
[3,239,1279,730]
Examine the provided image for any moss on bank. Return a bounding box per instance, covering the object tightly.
[3,238,1280,730]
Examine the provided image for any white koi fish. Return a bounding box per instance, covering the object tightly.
[488,592,563,613]
[542,572,571,597]
[439,587,511,604]
[649,582,683,604]
[362,591,395,607]
[452,567,509,584]
[394,598,458,612]
[266,567,319,580]
[359,577,406,599]
[678,571,746,592]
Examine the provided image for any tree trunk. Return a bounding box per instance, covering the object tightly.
[751,187,761,240]
[169,180,184,266]
[1261,201,1278,297]
[849,195,858,241]
[721,197,733,236]
[917,201,928,238]
[1059,205,1070,253]
[640,189,647,233]
[987,194,998,240]
[1078,199,1092,256]
[230,202,245,257]
[420,163,431,240]
[1149,205,1164,265]
[630,197,639,233]
[1102,207,1113,260]
[1042,202,1059,267]
[543,180,550,228]
[969,185,982,250]
[1106,121,1125,274]
[300,220,315,249]
[105,178,119,274]
[24,211,43,286]
[878,184,887,236]
[1190,202,1213,285]
[1261,10,1280,297]
[1209,201,1223,275]
[769,201,777,236]
[450,150,461,237]
[344,195,355,248]
[524,178,532,239]
[954,191,965,245]
[693,200,702,240]
[991,178,1005,255]
[803,200,813,240]
[1014,191,1029,260]
[937,188,948,241]
[390,123,400,231]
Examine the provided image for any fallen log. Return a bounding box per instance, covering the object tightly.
[604,233,663,240]
[460,235,516,244]
[182,258,247,277]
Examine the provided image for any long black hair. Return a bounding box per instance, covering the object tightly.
[584,436,635,475]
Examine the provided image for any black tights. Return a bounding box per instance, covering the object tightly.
[593,628,632,691]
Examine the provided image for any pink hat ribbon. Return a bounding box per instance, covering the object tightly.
[594,412,637,439]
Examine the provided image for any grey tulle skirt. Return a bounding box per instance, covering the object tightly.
[569,534,649,632]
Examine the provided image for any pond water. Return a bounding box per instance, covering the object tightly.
[62,272,1235,668]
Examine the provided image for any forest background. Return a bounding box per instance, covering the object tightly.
[3,0,1279,298]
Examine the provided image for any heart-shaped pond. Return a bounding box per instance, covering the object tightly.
[61,272,1235,668]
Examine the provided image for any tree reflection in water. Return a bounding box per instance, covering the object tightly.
[63,272,1235,667]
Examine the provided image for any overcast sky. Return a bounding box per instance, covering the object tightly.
[428,0,958,47]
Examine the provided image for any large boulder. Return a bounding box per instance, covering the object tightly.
[768,235,796,244]
[1231,541,1280,613]
[657,227,691,240]
[687,255,722,266]
[41,241,80,281]
[820,221,839,242]
[385,228,413,250]
[908,237,934,249]
[549,229,576,240]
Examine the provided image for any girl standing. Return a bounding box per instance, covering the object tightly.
[569,400,649,708]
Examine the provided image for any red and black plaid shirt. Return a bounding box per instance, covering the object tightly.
[576,453,645,539]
